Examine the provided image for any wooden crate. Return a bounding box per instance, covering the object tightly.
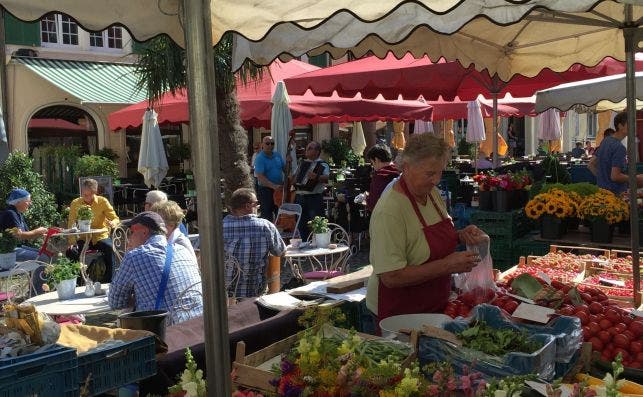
[549,244,611,258]
[232,327,418,393]
[497,255,586,284]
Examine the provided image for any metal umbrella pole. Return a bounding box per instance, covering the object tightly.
[183,0,231,394]
[492,92,499,168]
[624,10,641,307]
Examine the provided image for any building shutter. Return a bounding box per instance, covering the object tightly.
[4,13,40,47]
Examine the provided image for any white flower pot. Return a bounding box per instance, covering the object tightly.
[0,251,16,270]
[314,232,331,248]
[78,220,92,232]
[56,278,77,300]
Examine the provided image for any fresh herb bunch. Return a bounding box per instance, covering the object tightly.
[44,254,82,288]
[0,228,19,253]
[457,320,543,356]
[307,216,329,234]
[77,205,93,221]
[478,374,537,397]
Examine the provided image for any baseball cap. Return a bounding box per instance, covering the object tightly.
[123,211,167,234]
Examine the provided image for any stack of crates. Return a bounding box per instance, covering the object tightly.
[513,233,551,258]
[471,209,532,271]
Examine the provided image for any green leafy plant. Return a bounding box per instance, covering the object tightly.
[541,155,571,185]
[322,138,355,166]
[167,142,191,162]
[0,152,60,232]
[95,148,119,161]
[307,216,329,234]
[0,228,19,253]
[74,155,119,179]
[457,137,475,157]
[44,255,82,287]
[457,320,543,356]
[76,205,93,221]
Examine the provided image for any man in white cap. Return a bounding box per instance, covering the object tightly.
[108,211,202,325]
[0,188,47,261]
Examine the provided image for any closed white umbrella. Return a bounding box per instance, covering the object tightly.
[271,81,293,166]
[537,108,562,141]
[351,121,367,156]
[414,97,434,134]
[138,109,169,188]
[466,100,486,143]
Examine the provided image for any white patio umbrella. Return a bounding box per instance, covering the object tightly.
[270,81,296,176]
[466,100,486,170]
[414,98,434,134]
[351,121,367,156]
[536,72,643,113]
[138,109,169,188]
[537,108,562,151]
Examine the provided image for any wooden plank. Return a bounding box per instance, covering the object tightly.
[326,279,366,294]
[323,265,372,284]
[550,244,610,257]
[242,331,301,367]
[232,363,278,393]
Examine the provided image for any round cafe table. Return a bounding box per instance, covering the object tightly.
[25,284,111,315]
[53,228,108,282]
[284,244,350,281]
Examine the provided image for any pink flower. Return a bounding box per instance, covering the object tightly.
[432,370,443,383]
[447,378,457,391]
[460,375,471,391]
[428,385,440,395]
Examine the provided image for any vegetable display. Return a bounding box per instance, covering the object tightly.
[457,320,543,356]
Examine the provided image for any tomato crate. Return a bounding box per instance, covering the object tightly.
[232,326,417,393]
[549,245,611,258]
[498,255,586,284]
[0,344,78,397]
[579,272,640,301]
[77,335,156,396]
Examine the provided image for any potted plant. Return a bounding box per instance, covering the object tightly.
[308,216,331,248]
[77,205,93,232]
[0,228,18,270]
[578,189,629,244]
[44,255,82,300]
[525,188,576,239]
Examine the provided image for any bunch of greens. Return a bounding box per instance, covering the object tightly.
[457,320,543,356]
[478,374,537,397]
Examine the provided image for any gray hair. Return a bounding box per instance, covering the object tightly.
[400,134,451,166]
[145,190,168,205]
[81,178,99,193]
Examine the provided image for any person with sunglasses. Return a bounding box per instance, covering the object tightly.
[254,136,286,221]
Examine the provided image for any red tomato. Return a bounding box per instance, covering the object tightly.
[558,305,574,316]
[504,301,519,314]
[589,302,604,315]
[608,327,620,337]
[580,293,592,303]
[622,315,632,325]
[631,341,643,355]
[605,309,622,324]
[623,330,636,340]
[574,304,589,314]
[614,322,628,333]
[629,321,643,338]
[636,352,643,363]
[613,334,631,349]
[598,330,611,343]
[582,326,591,340]
[599,319,613,330]
[629,362,642,369]
[588,322,601,336]
[576,312,589,326]
[588,337,604,352]
[588,314,599,324]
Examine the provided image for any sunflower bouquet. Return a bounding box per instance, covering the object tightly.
[577,189,629,224]
[525,188,578,220]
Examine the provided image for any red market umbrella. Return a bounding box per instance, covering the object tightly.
[428,97,534,121]
[109,61,434,130]
[284,52,643,101]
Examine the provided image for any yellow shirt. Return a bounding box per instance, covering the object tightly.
[68,195,119,244]
[365,186,449,315]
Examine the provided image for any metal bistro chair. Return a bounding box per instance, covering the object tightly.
[170,281,203,325]
[111,224,130,273]
[223,251,244,306]
[294,222,352,281]
[274,203,302,241]
[1,260,50,302]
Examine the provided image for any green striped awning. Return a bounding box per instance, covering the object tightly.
[15,57,148,104]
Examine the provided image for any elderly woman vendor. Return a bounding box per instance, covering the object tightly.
[365,134,486,322]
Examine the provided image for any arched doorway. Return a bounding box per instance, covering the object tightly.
[27,105,98,155]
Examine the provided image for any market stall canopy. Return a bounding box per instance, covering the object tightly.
[428,96,535,121]
[284,53,642,102]
[232,1,640,80]
[535,72,643,113]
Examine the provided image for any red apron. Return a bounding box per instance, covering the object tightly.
[377,176,459,320]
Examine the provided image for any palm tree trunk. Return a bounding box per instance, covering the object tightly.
[216,84,253,203]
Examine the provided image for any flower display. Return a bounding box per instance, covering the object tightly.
[525,188,578,220]
[473,171,531,192]
[168,348,207,397]
[577,189,629,224]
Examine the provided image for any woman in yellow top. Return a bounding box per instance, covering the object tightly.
[67,178,120,282]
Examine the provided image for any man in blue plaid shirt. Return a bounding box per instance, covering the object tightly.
[223,188,286,298]
[108,212,202,325]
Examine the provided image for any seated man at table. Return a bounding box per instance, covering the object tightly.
[68,178,120,282]
[0,188,48,261]
[223,188,285,299]
[571,142,585,158]
[108,212,202,325]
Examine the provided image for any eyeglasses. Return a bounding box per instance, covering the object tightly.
[264,142,275,146]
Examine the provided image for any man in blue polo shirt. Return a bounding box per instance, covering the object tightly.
[589,111,643,194]
[254,136,286,221]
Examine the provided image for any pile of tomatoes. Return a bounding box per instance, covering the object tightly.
[580,275,641,298]
[443,288,520,319]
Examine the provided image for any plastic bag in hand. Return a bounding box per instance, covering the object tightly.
[460,234,496,306]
